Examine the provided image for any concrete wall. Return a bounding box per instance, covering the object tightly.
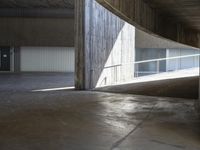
[97,0,200,48]
[95,22,135,87]
[14,47,21,72]
[135,29,197,49]
[75,0,135,89]
[10,47,14,72]
[0,17,74,47]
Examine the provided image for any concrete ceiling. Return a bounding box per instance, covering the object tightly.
[144,0,200,31]
[0,0,74,8]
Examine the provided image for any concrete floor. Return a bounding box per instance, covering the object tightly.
[0,73,74,92]
[0,73,200,150]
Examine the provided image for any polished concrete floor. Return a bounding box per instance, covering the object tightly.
[0,73,200,150]
[0,73,74,92]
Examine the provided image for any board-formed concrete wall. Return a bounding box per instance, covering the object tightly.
[95,22,135,87]
[135,29,197,49]
[75,0,135,89]
[97,0,200,48]
[0,17,74,47]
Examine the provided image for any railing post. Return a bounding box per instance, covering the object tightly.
[179,55,181,70]
[157,60,160,74]
[136,64,139,77]
[115,66,117,83]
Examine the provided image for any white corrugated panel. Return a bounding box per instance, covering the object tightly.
[20,47,74,72]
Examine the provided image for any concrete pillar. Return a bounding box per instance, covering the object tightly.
[75,0,91,90]
[75,0,136,89]
[198,51,200,116]
[14,47,21,73]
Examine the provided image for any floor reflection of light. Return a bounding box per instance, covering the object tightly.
[99,99,139,131]
[31,86,75,92]
[104,119,129,129]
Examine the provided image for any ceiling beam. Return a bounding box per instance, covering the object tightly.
[97,0,200,48]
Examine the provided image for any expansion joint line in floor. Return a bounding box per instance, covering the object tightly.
[110,104,156,150]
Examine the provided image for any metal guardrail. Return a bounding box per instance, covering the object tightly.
[135,54,200,64]
[134,54,200,77]
[98,53,200,86]
[102,54,200,78]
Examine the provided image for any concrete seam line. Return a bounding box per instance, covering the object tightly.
[110,104,157,150]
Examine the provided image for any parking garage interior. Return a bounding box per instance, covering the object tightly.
[0,0,200,150]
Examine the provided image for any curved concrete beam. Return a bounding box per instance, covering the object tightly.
[96,0,200,48]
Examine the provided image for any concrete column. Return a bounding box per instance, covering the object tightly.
[14,47,21,73]
[198,51,200,116]
[75,0,136,89]
[75,0,91,90]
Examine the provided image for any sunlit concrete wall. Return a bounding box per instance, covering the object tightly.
[96,22,135,87]
[76,0,199,90]
[75,0,135,89]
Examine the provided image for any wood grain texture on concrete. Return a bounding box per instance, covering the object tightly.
[96,0,200,48]
[75,0,135,89]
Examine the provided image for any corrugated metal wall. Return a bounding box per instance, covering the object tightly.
[20,47,74,72]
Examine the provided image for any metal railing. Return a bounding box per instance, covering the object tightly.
[134,54,200,77]
[99,53,200,86]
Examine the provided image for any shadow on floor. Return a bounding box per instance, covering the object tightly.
[0,72,74,92]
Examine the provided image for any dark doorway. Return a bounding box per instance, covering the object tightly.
[0,47,10,71]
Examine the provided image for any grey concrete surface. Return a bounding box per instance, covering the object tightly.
[0,73,199,150]
[0,73,74,92]
[0,0,74,8]
[96,76,199,99]
[75,0,135,89]
[0,17,74,47]
[135,29,197,49]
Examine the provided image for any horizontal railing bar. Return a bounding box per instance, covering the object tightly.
[101,54,200,70]
[135,71,164,73]
[135,54,200,64]
[104,64,122,69]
